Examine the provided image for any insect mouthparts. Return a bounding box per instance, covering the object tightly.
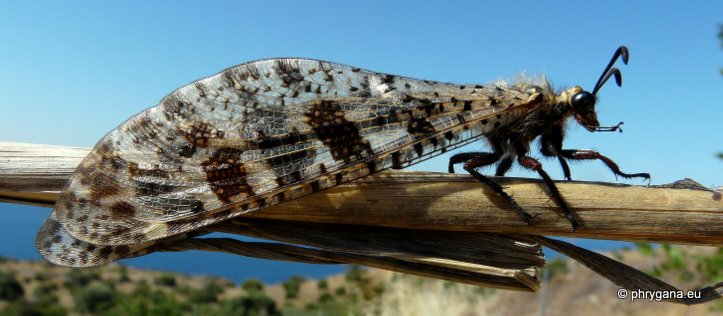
[590,121,624,133]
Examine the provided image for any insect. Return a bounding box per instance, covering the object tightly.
[36,46,649,266]
[447,46,650,229]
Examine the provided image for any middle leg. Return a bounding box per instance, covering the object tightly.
[462,153,535,225]
[517,138,581,230]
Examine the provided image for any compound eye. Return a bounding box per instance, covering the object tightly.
[571,91,596,113]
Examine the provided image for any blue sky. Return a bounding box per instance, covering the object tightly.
[0,1,721,282]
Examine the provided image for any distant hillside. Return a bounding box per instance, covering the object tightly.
[363,246,720,316]
[0,245,720,315]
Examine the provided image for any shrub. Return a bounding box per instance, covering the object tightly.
[282,275,306,299]
[344,265,368,285]
[155,273,177,287]
[64,269,100,288]
[33,282,59,306]
[1,300,45,316]
[74,283,115,313]
[317,279,328,291]
[117,265,130,282]
[634,242,655,256]
[318,292,335,304]
[344,265,378,301]
[106,287,189,316]
[242,278,264,293]
[225,292,280,316]
[184,280,225,303]
[204,280,226,301]
[33,273,48,282]
[16,302,66,316]
[132,280,151,297]
[0,271,24,301]
[545,257,570,279]
[697,248,723,283]
[39,304,67,316]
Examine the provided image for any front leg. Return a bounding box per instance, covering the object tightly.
[517,155,581,231]
[560,149,651,183]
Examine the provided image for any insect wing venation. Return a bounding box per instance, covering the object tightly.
[38,58,542,264]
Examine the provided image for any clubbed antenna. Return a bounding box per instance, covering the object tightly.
[591,46,629,95]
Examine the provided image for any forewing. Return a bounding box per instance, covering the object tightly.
[44,59,543,248]
[35,213,195,267]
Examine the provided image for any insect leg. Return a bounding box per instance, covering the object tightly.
[461,153,535,225]
[450,135,511,174]
[448,152,486,173]
[449,152,514,175]
[540,128,572,180]
[516,155,581,231]
[495,156,514,176]
[560,149,651,183]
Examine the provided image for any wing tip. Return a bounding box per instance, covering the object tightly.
[35,216,132,267]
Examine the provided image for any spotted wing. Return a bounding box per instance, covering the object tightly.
[40,59,543,255]
[35,214,197,267]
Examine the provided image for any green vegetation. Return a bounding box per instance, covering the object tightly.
[635,243,723,283]
[74,283,116,313]
[1,246,720,315]
[33,282,61,307]
[155,273,176,287]
[545,257,570,279]
[2,300,66,316]
[634,243,723,312]
[634,242,655,256]
[344,265,383,302]
[317,279,328,290]
[2,278,67,316]
[224,292,281,316]
[180,280,226,304]
[0,261,287,316]
[0,271,24,301]
[282,275,306,299]
[105,281,189,315]
[242,278,264,293]
[117,265,130,282]
[64,268,101,288]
